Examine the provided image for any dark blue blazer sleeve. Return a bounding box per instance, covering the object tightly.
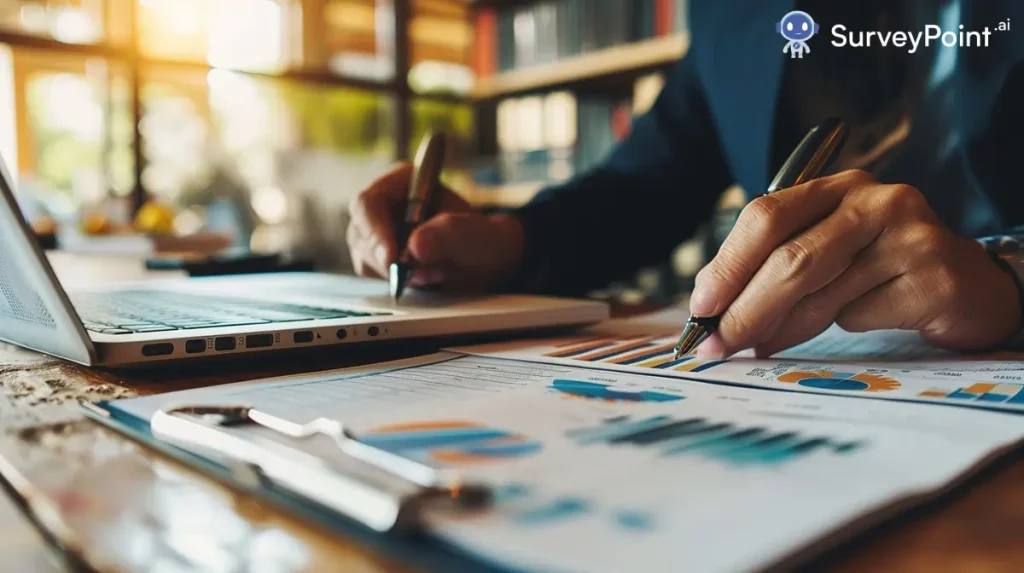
[512,55,734,296]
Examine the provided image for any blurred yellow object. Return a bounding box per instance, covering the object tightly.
[135,201,176,235]
[81,212,112,235]
[31,217,58,236]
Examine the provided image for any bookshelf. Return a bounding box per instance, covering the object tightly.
[471,33,689,99]
[467,0,691,208]
[466,0,710,302]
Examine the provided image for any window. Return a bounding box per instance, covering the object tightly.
[140,65,394,249]
[0,0,112,44]
[137,0,301,72]
[2,48,131,214]
[0,0,468,266]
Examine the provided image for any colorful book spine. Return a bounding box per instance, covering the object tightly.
[473,7,497,78]
[655,0,674,36]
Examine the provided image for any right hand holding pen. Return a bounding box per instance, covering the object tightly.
[688,169,1020,358]
[347,163,526,293]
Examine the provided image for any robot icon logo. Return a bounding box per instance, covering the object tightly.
[776,11,820,59]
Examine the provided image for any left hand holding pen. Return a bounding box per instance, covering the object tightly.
[689,169,1022,357]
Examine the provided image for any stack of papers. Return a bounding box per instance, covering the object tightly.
[104,316,1024,572]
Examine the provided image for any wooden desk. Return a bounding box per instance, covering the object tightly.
[0,254,1021,572]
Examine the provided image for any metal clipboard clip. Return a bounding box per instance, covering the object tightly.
[151,405,492,533]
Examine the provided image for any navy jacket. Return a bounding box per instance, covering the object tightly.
[513,0,1024,296]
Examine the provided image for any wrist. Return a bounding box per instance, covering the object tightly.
[980,239,1024,346]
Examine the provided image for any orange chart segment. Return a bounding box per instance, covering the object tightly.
[360,421,543,465]
[918,382,1024,404]
[777,371,901,392]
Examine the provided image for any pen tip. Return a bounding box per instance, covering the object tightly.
[672,319,711,360]
[390,263,408,301]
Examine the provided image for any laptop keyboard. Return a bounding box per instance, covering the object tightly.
[72,290,390,335]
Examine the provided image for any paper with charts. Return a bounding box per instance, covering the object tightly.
[451,322,1024,413]
[396,371,1022,573]
[106,352,1024,573]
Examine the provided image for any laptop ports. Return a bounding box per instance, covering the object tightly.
[141,343,174,357]
[214,337,236,351]
[246,334,273,349]
[293,331,314,344]
[185,339,206,354]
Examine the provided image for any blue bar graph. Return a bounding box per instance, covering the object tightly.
[568,416,864,466]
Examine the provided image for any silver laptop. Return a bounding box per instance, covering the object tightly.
[0,165,607,367]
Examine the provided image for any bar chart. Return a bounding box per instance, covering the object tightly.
[919,382,1024,404]
[361,421,542,464]
[567,416,863,466]
[549,379,684,402]
[544,336,730,373]
[493,485,656,532]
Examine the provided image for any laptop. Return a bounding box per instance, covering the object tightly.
[0,165,608,367]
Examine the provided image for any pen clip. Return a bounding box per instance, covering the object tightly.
[151,405,491,533]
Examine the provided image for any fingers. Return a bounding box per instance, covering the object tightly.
[347,163,472,279]
[409,213,519,266]
[834,275,931,333]
[693,173,946,356]
[348,163,414,277]
[835,228,959,334]
[751,242,902,357]
[749,216,954,356]
[710,199,883,354]
[690,169,872,317]
[752,222,966,356]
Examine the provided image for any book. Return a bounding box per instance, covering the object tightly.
[474,0,688,77]
[480,70,664,189]
[473,7,497,78]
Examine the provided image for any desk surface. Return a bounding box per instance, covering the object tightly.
[0,253,1021,572]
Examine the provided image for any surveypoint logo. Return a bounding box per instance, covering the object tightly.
[777,10,1012,58]
[776,11,820,59]
[832,19,1010,54]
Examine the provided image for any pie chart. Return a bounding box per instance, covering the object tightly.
[777,370,900,392]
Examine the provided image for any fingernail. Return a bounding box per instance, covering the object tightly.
[689,283,718,315]
[374,244,388,266]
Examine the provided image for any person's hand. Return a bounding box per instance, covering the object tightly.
[347,162,526,293]
[689,169,1021,357]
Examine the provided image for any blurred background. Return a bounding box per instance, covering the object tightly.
[4,0,742,303]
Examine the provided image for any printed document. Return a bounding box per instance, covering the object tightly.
[108,327,1024,573]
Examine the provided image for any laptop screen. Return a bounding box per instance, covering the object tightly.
[0,156,94,364]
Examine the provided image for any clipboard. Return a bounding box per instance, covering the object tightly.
[82,400,511,573]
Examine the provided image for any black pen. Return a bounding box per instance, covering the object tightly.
[390,131,447,301]
[672,117,849,359]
